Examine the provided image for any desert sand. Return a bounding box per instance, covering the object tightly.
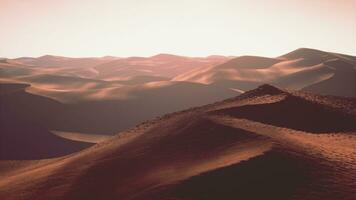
[1,48,355,160]
[2,48,355,106]
[0,84,355,200]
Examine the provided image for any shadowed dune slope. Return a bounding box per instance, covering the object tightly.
[1,84,355,200]
[212,85,356,133]
[0,84,93,160]
[272,63,334,90]
[0,82,238,138]
[302,59,356,97]
[171,147,310,200]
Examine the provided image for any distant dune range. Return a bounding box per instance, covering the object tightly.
[173,48,356,97]
[0,85,355,200]
[1,54,232,102]
[1,48,355,160]
[1,48,354,104]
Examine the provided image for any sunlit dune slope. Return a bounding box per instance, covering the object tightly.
[1,84,355,200]
[92,54,231,80]
[10,54,231,81]
[173,56,282,84]
[1,54,234,103]
[3,48,355,104]
[173,48,356,97]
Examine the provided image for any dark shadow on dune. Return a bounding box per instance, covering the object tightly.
[0,82,238,134]
[0,82,238,159]
[170,148,309,200]
[0,84,89,159]
[213,95,356,133]
[0,116,92,160]
[0,83,30,95]
[273,64,334,89]
[0,84,93,160]
[54,81,238,134]
[302,59,356,97]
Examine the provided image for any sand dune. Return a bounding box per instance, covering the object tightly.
[2,54,233,103]
[1,84,355,200]
[114,75,169,85]
[1,48,355,162]
[0,61,38,78]
[173,48,356,97]
[212,85,356,133]
[0,84,93,160]
[14,55,119,68]
[172,56,281,84]
[8,54,230,82]
[273,63,334,89]
[302,59,356,97]
[0,81,238,136]
[51,131,113,143]
[3,48,355,106]
[92,54,231,80]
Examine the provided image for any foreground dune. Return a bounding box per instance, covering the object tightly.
[1,84,355,200]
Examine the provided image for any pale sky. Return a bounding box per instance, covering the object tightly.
[0,0,355,58]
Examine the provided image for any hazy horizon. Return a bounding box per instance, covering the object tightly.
[2,47,356,60]
[0,47,345,60]
[1,0,356,58]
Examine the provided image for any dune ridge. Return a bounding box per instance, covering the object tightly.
[1,84,355,200]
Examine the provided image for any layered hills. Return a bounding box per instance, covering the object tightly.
[0,85,355,200]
